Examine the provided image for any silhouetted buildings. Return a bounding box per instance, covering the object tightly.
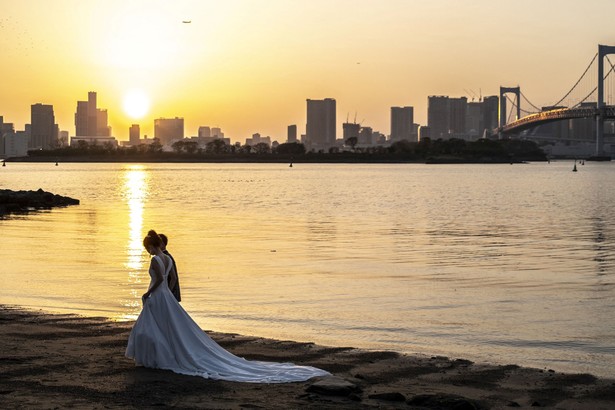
[246,133,271,146]
[390,106,415,142]
[342,122,360,142]
[154,117,184,146]
[129,124,140,146]
[428,95,498,140]
[198,126,211,138]
[75,92,111,137]
[287,125,297,143]
[30,103,57,150]
[306,98,336,149]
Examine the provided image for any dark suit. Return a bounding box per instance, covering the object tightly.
[164,250,181,302]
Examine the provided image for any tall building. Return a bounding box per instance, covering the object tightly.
[306,98,336,148]
[466,102,483,138]
[390,106,414,142]
[129,124,140,146]
[30,103,56,149]
[287,124,297,143]
[154,117,184,145]
[359,126,373,145]
[482,96,499,134]
[211,127,223,138]
[97,109,111,136]
[342,122,360,142]
[198,126,211,138]
[449,97,467,135]
[427,96,450,139]
[75,92,110,137]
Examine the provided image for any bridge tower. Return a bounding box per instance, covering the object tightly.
[596,45,615,156]
[499,86,521,128]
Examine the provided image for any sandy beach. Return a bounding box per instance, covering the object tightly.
[1,305,614,409]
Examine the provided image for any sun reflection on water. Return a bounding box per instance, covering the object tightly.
[117,165,149,321]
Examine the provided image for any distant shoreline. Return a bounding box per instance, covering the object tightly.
[3,155,542,164]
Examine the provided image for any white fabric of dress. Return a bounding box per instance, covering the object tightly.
[125,254,330,383]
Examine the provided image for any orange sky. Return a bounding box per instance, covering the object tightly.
[1,0,615,143]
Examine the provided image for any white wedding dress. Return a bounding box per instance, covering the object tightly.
[125,254,330,383]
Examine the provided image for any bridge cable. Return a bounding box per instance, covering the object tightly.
[551,52,598,108]
[571,55,615,108]
[519,91,541,112]
[505,94,534,116]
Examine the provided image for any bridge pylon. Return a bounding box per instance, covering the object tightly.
[596,45,615,157]
[499,86,521,130]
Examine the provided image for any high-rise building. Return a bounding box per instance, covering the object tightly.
[287,124,297,143]
[198,126,211,138]
[97,109,111,136]
[359,126,373,145]
[306,98,336,147]
[466,101,483,138]
[449,97,467,136]
[482,96,499,133]
[427,96,450,139]
[342,122,360,142]
[154,117,184,145]
[75,92,110,137]
[129,124,140,146]
[211,127,223,138]
[390,106,414,142]
[30,103,56,149]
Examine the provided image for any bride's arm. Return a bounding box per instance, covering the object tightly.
[142,258,164,302]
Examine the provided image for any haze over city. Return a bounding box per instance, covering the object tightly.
[2,0,615,142]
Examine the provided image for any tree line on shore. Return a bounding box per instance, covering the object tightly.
[22,137,547,163]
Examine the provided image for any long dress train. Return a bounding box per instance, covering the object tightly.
[125,255,330,383]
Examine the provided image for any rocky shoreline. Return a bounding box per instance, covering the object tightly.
[0,188,79,216]
[1,305,614,409]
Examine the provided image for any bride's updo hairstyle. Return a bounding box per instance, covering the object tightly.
[143,229,163,249]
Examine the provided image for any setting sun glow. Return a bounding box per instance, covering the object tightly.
[123,90,150,119]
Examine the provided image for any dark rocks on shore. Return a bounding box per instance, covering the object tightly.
[0,188,79,216]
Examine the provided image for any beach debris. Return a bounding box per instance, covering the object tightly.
[306,376,361,397]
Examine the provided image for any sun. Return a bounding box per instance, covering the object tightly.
[123,89,150,119]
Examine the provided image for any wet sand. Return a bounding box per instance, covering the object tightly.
[1,305,614,409]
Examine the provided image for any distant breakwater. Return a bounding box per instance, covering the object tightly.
[0,189,79,216]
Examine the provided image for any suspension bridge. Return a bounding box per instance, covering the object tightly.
[494,44,615,157]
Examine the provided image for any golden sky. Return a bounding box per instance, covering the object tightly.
[1,0,615,142]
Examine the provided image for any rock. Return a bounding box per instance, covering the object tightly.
[368,392,406,402]
[407,393,482,410]
[305,376,361,397]
[0,189,79,216]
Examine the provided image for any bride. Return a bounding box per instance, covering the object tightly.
[125,230,330,383]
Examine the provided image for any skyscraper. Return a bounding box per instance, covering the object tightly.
[449,97,468,135]
[306,98,336,148]
[482,96,499,133]
[75,92,110,137]
[154,117,184,145]
[287,124,297,143]
[427,96,450,139]
[390,106,414,142]
[129,124,140,146]
[30,103,56,149]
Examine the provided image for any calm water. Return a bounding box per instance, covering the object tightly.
[1,161,615,377]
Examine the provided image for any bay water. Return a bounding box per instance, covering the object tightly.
[1,161,614,377]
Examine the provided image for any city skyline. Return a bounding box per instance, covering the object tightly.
[1,1,615,142]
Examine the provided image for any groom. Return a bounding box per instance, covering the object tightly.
[159,233,181,302]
